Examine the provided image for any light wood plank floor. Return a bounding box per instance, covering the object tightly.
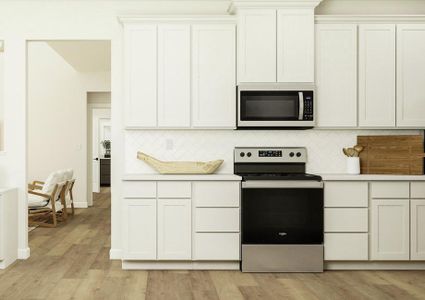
[1,188,425,300]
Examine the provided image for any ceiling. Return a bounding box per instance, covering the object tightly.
[47,40,111,73]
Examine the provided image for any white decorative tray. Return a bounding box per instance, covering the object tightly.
[137,152,224,174]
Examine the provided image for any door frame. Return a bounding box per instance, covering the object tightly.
[87,103,111,206]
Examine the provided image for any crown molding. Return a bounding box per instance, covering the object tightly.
[315,15,425,24]
[118,15,236,25]
[228,0,324,14]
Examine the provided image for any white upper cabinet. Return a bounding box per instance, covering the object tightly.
[359,24,396,127]
[192,24,236,128]
[237,9,277,83]
[122,18,236,129]
[277,9,314,83]
[158,24,191,128]
[124,24,157,127]
[397,24,425,128]
[315,24,358,127]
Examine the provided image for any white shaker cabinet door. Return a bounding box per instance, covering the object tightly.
[277,9,314,83]
[157,199,192,260]
[371,199,410,261]
[397,24,425,128]
[157,24,191,128]
[315,24,358,127]
[124,24,158,128]
[358,24,396,127]
[237,9,277,83]
[192,24,236,128]
[122,199,157,260]
[411,200,425,260]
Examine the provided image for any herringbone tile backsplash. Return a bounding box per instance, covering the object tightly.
[125,130,420,174]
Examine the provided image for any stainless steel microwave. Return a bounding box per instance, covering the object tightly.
[237,84,315,129]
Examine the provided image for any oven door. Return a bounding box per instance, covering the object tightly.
[237,87,314,128]
[241,181,323,245]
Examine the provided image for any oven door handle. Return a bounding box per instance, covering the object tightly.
[242,181,323,189]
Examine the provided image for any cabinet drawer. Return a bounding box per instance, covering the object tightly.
[324,182,368,207]
[195,208,239,232]
[157,181,191,198]
[193,182,239,207]
[193,233,240,260]
[370,182,409,199]
[324,233,368,261]
[123,181,156,198]
[411,182,425,199]
[324,208,368,232]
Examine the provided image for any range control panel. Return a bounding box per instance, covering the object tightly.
[234,147,307,163]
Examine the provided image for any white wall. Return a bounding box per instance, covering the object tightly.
[0,47,3,151]
[27,42,110,208]
[0,0,422,260]
[126,130,421,175]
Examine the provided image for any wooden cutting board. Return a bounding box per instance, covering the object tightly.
[357,135,425,175]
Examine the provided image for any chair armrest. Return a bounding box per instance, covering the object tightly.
[28,184,42,190]
[33,180,45,185]
[28,190,50,200]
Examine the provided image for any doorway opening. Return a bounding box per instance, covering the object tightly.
[26,40,111,242]
[87,92,111,207]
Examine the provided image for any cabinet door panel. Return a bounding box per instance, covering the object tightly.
[277,9,314,83]
[371,199,409,260]
[411,200,425,260]
[192,24,236,128]
[397,25,425,127]
[157,199,191,260]
[237,9,276,82]
[316,24,357,127]
[158,24,191,127]
[324,233,368,261]
[124,24,157,127]
[324,182,368,208]
[359,24,395,127]
[122,199,157,260]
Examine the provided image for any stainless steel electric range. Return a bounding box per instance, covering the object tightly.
[234,147,324,272]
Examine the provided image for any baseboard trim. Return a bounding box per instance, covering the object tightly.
[73,202,88,208]
[122,260,240,270]
[325,261,425,270]
[110,248,122,260]
[18,247,30,259]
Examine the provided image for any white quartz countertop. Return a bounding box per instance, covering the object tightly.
[123,173,242,181]
[321,174,425,181]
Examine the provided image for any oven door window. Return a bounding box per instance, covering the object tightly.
[240,91,300,121]
[242,188,323,244]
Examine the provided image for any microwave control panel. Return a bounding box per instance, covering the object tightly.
[303,91,314,121]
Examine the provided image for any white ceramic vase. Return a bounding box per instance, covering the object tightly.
[346,157,360,175]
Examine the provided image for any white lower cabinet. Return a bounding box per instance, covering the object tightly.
[122,199,157,260]
[411,200,425,260]
[122,180,240,263]
[325,233,368,261]
[158,198,192,260]
[194,233,240,260]
[371,199,410,260]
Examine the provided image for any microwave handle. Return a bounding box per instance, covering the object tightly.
[298,92,304,120]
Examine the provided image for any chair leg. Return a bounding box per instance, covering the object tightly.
[60,189,68,221]
[70,189,75,216]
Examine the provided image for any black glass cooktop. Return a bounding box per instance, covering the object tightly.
[240,173,322,181]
